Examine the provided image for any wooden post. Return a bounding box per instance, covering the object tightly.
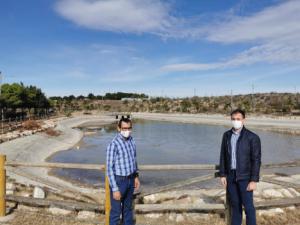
[105,175,111,225]
[0,155,6,217]
[225,190,231,225]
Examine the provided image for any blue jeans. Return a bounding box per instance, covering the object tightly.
[227,170,256,225]
[110,175,135,225]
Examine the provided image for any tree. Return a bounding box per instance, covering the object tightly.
[88,93,95,100]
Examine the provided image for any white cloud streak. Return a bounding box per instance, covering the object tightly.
[55,0,175,34]
[162,0,300,72]
[55,0,300,72]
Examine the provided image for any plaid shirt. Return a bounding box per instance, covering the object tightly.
[106,133,138,192]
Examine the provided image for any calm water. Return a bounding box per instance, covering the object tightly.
[49,120,300,189]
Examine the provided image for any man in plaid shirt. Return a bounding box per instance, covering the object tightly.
[106,117,140,225]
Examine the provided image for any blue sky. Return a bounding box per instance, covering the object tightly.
[0,0,299,97]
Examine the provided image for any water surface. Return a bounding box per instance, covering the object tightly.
[49,120,300,189]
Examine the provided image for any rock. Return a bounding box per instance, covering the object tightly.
[48,207,73,215]
[194,197,206,204]
[262,189,284,198]
[258,208,284,216]
[18,204,39,212]
[167,213,185,222]
[285,206,296,210]
[168,213,176,221]
[7,201,17,209]
[175,214,184,222]
[185,213,210,220]
[33,186,46,199]
[287,188,300,197]
[77,211,96,219]
[144,213,163,219]
[23,130,32,136]
[6,190,14,195]
[21,192,31,197]
[280,189,294,198]
[6,182,16,191]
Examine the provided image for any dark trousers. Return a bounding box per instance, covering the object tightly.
[110,175,135,225]
[227,170,256,225]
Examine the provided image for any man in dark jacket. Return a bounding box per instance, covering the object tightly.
[219,109,261,225]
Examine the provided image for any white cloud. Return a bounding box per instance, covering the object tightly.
[55,0,175,34]
[162,0,300,72]
[55,0,300,73]
[206,0,300,44]
[161,63,222,72]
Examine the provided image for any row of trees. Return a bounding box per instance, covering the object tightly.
[50,92,148,101]
[0,83,50,118]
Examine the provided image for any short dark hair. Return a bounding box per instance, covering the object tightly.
[118,117,132,128]
[231,109,246,118]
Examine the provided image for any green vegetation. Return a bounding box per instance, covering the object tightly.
[122,93,300,115]
[1,83,299,118]
[0,83,50,118]
[103,92,148,100]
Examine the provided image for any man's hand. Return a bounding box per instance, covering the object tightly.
[220,177,227,188]
[113,191,121,201]
[134,177,140,190]
[247,181,257,191]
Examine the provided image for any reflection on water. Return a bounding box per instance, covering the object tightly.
[49,120,300,189]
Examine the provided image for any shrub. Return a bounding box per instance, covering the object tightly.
[22,120,41,130]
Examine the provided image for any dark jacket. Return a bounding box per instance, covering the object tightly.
[219,126,261,182]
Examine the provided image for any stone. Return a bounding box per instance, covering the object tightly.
[6,190,14,195]
[168,213,176,221]
[48,207,73,215]
[18,204,39,212]
[194,197,206,205]
[185,213,210,220]
[77,210,96,219]
[144,213,163,219]
[285,206,296,210]
[262,189,284,198]
[6,182,16,191]
[280,189,294,198]
[175,214,184,222]
[33,186,46,199]
[287,188,300,197]
[258,208,284,216]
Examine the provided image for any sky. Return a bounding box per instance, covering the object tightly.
[0,0,300,97]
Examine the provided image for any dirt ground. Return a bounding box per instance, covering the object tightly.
[6,207,300,225]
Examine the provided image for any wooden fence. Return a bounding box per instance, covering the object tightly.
[0,154,300,225]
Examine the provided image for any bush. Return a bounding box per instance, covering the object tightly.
[22,120,41,130]
[45,128,61,136]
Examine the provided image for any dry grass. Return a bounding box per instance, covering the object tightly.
[45,128,61,136]
[22,120,41,130]
[11,210,102,225]
[9,207,300,225]
[257,208,300,225]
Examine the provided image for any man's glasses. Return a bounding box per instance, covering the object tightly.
[120,127,132,131]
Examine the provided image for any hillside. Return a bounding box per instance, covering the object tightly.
[52,92,300,116]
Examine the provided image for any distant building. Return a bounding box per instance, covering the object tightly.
[121,98,147,102]
[291,109,300,115]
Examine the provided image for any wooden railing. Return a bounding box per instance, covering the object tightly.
[0,154,300,225]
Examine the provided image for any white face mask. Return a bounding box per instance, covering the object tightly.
[231,120,243,130]
[120,130,131,138]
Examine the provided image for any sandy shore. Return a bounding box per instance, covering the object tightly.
[0,115,115,200]
[132,112,300,135]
